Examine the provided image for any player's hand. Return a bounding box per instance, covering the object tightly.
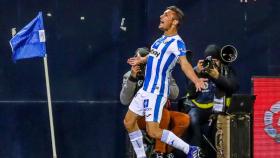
[195,78,208,92]
[127,56,143,66]
[130,65,141,78]
[196,60,204,73]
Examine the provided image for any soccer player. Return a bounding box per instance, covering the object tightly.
[124,6,206,158]
[120,47,190,158]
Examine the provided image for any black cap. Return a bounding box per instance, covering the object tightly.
[135,47,149,57]
[204,44,221,59]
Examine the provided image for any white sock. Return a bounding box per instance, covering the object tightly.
[161,129,190,154]
[128,130,146,158]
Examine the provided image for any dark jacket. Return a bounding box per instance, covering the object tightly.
[186,65,239,108]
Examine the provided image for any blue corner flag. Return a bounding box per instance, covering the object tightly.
[9,12,46,62]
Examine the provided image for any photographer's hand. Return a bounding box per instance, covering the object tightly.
[207,66,219,79]
[130,65,141,78]
[195,60,204,73]
[127,55,147,66]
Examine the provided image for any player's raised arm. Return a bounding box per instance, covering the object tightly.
[178,55,207,92]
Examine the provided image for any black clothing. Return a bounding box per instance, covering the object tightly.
[185,64,239,157]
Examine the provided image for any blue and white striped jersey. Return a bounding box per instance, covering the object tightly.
[143,34,187,97]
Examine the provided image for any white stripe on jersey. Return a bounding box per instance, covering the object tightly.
[143,34,187,97]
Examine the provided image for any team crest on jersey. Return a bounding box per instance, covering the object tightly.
[150,50,160,58]
[163,39,170,44]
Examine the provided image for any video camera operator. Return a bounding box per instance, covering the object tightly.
[183,44,239,157]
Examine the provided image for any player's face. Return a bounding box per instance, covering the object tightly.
[159,10,176,31]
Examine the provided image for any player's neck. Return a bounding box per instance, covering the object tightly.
[164,28,178,37]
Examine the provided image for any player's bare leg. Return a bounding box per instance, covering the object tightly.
[146,121,200,157]
[124,110,146,158]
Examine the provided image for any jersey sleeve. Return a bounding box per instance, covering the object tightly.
[173,40,187,57]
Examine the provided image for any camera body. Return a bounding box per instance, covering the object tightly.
[202,56,216,71]
[137,63,146,77]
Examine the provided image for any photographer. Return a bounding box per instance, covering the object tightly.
[184,44,239,156]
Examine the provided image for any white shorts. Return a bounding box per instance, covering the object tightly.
[129,88,167,122]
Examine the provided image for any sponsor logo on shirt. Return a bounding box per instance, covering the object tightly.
[150,50,160,58]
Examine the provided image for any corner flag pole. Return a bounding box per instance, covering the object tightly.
[10,12,58,158]
[43,55,58,158]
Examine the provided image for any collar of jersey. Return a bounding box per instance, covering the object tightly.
[162,34,178,38]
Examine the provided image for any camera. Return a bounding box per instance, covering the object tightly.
[202,56,216,71]
[220,45,238,63]
[138,63,146,77]
[202,45,238,72]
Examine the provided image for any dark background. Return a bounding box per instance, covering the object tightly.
[0,0,279,158]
